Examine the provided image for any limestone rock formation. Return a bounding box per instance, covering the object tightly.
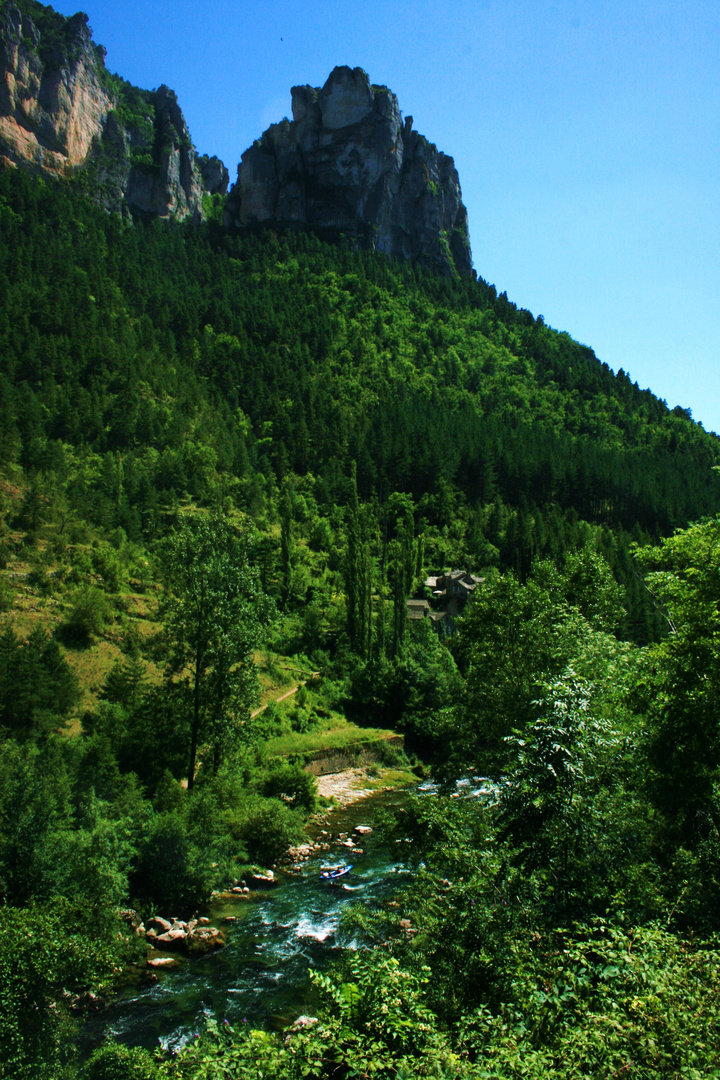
[0,1,204,221]
[0,4,111,174]
[199,152,230,195]
[93,83,204,222]
[225,66,473,277]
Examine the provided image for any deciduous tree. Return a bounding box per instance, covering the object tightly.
[160,513,270,789]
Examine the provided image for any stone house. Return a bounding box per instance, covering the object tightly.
[407,569,483,633]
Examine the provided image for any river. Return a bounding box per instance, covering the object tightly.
[83,785,415,1055]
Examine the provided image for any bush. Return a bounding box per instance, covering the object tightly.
[84,1041,160,1079]
[0,578,14,612]
[261,761,317,811]
[240,799,305,866]
[131,810,219,913]
[62,586,111,643]
[249,702,289,741]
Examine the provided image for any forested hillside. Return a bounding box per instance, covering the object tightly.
[2,164,720,1078]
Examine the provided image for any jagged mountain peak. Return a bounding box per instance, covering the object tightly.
[1,8,472,273]
[226,65,473,277]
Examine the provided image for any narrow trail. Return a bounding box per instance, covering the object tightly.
[250,672,320,718]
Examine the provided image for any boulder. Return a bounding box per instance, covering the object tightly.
[200,153,229,195]
[247,870,276,888]
[186,925,225,955]
[146,916,173,934]
[147,956,181,970]
[154,927,188,950]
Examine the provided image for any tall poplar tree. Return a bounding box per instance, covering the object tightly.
[160,513,270,789]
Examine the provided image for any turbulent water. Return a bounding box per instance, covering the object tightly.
[84,788,415,1054]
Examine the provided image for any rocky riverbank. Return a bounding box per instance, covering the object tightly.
[315,764,415,807]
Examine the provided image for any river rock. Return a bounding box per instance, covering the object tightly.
[288,843,314,859]
[248,870,276,888]
[70,991,105,1012]
[119,908,146,936]
[354,825,373,835]
[154,927,188,950]
[147,956,181,970]
[293,1015,318,1028]
[147,916,173,934]
[186,925,225,955]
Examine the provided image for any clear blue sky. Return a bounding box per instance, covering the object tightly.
[52,0,720,433]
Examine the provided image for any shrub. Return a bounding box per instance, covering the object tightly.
[62,586,111,643]
[262,761,317,811]
[131,810,219,913]
[84,1041,160,1079]
[240,799,305,866]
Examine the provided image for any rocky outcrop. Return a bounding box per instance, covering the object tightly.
[225,66,472,277]
[0,2,204,221]
[199,153,230,195]
[144,915,226,955]
[0,4,112,174]
[94,84,204,222]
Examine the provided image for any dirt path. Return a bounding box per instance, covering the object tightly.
[250,673,319,719]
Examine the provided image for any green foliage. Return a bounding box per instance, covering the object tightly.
[0,899,129,1080]
[349,619,462,753]
[261,760,317,811]
[0,740,70,903]
[453,568,586,773]
[62,585,112,643]
[237,797,305,866]
[498,671,625,918]
[1,149,720,1080]
[560,546,626,632]
[84,1041,161,1080]
[131,806,222,913]
[458,923,720,1078]
[632,516,720,833]
[53,800,135,916]
[0,624,79,735]
[202,192,225,223]
[1,166,717,570]
[160,512,272,786]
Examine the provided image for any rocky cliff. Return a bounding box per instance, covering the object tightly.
[0,0,205,220]
[225,66,473,277]
[1,10,472,271]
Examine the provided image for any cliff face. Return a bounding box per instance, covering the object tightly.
[0,4,111,173]
[92,84,205,222]
[0,1,205,221]
[1,12,472,269]
[225,66,473,277]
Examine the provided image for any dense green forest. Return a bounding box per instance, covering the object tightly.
[2,165,720,1077]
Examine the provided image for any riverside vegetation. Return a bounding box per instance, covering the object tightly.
[1,162,720,1078]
